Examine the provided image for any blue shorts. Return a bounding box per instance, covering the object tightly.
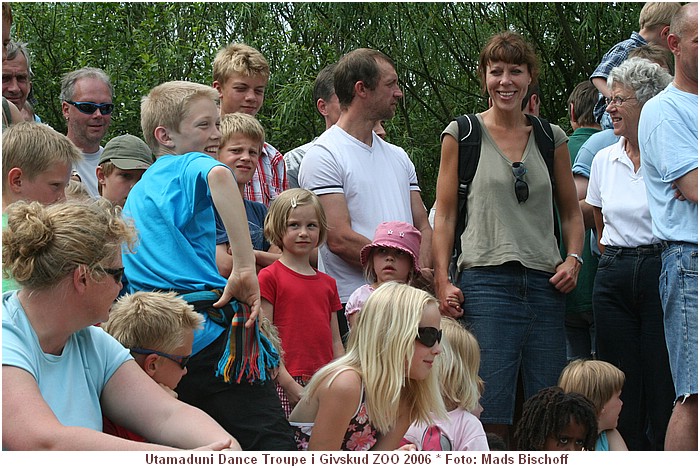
[458,263,566,425]
[660,242,698,399]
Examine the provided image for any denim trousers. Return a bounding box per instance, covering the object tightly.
[593,244,675,450]
[459,262,566,425]
[660,241,698,399]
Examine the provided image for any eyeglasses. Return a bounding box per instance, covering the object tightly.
[65,100,114,115]
[512,162,529,203]
[130,348,191,369]
[604,95,637,107]
[416,327,442,347]
[103,267,125,284]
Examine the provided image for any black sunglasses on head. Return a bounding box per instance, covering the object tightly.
[512,161,529,203]
[130,348,191,369]
[65,100,114,115]
[103,267,125,284]
[416,327,442,347]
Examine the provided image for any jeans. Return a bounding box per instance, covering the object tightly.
[459,263,566,425]
[593,244,675,450]
[660,241,698,399]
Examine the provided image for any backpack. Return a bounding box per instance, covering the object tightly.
[448,113,559,282]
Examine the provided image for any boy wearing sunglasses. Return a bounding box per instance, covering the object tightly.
[100,291,204,442]
[60,67,114,198]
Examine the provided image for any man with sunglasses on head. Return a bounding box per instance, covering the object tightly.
[60,67,114,197]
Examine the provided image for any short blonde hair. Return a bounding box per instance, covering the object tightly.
[140,81,219,155]
[639,2,682,30]
[264,188,328,249]
[558,359,625,415]
[219,112,265,150]
[436,317,483,413]
[2,199,136,290]
[2,121,83,194]
[101,291,203,353]
[302,282,446,433]
[212,43,270,84]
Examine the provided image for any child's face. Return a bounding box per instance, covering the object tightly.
[149,328,195,391]
[217,134,262,186]
[214,73,267,116]
[372,247,413,285]
[166,96,220,157]
[543,418,588,451]
[97,166,146,208]
[281,204,320,257]
[598,390,623,431]
[17,162,71,205]
[408,302,441,381]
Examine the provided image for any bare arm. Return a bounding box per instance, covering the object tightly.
[432,134,464,317]
[330,311,345,357]
[605,428,629,451]
[410,191,433,270]
[550,144,584,294]
[307,370,363,450]
[574,174,596,230]
[208,166,260,326]
[2,363,238,450]
[592,204,605,255]
[319,193,371,267]
[674,168,698,204]
[216,243,233,278]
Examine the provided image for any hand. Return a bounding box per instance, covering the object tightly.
[549,256,580,293]
[435,279,464,318]
[284,380,305,409]
[214,268,261,328]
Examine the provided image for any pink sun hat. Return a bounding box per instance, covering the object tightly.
[360,221,421,273]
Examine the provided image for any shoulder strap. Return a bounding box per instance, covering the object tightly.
[525,114,561,245]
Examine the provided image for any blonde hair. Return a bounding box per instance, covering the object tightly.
[558,359,625,415]
[219,112,265,150]
[2,121,83,194]
[101,291,203,353]
[639,2,681,30]
[436,317,483,413]
[140,81,219,155]
[212,43,270,84]
[2,199,136,290]
[302,282,446,433]
[264,188,328,249]
[64,179,91,201]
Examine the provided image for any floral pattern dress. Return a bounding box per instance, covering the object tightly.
[291,386,378,450]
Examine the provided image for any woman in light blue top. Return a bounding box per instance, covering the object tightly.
[2,199,239,450]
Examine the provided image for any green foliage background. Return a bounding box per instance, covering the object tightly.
[10,2,643,206]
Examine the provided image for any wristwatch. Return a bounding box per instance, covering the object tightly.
[567,253,584,265]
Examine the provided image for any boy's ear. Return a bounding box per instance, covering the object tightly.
[7,167,24,194]
[212,81,224,100]
[96,165,106,185]
[142,354,160,377]
[154,126,176,150]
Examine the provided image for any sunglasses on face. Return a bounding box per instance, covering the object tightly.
[65,100,114,115]
[416,327,442,347]
[130,348,191,369]
[512,162,529,204]
[103,267,125,284]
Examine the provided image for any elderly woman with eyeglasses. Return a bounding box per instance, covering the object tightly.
[585,56,675,451]
[2,199,240,450]
[432,31,584,446]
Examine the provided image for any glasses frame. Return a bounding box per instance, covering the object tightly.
[512,161,529,203]
[130,347,191,369]
[65,100,115,115]
[102,267,125,284]
[604,95,637,107]
[416,327,442,347]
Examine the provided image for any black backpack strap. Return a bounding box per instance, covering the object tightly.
[450,114,481,281]
[526,114,560,245]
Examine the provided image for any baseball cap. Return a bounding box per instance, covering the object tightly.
[99,134,154,170]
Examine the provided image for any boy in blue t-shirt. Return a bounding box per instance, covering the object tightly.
[122,81,295,450]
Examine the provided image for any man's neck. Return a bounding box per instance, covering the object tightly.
[67,133,100,154]
[336,110,376,146]
[673,76,699,95]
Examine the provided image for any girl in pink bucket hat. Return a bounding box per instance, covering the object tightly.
[345,221,422,330]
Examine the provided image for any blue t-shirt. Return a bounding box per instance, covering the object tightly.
[2,291,131,431]
[216,199,270,252]
[572,129,620,178]
[122,152,232,353]
[639,84,698,243]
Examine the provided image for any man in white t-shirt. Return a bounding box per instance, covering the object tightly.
[299,48,433,339]
[60,67,113,197]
